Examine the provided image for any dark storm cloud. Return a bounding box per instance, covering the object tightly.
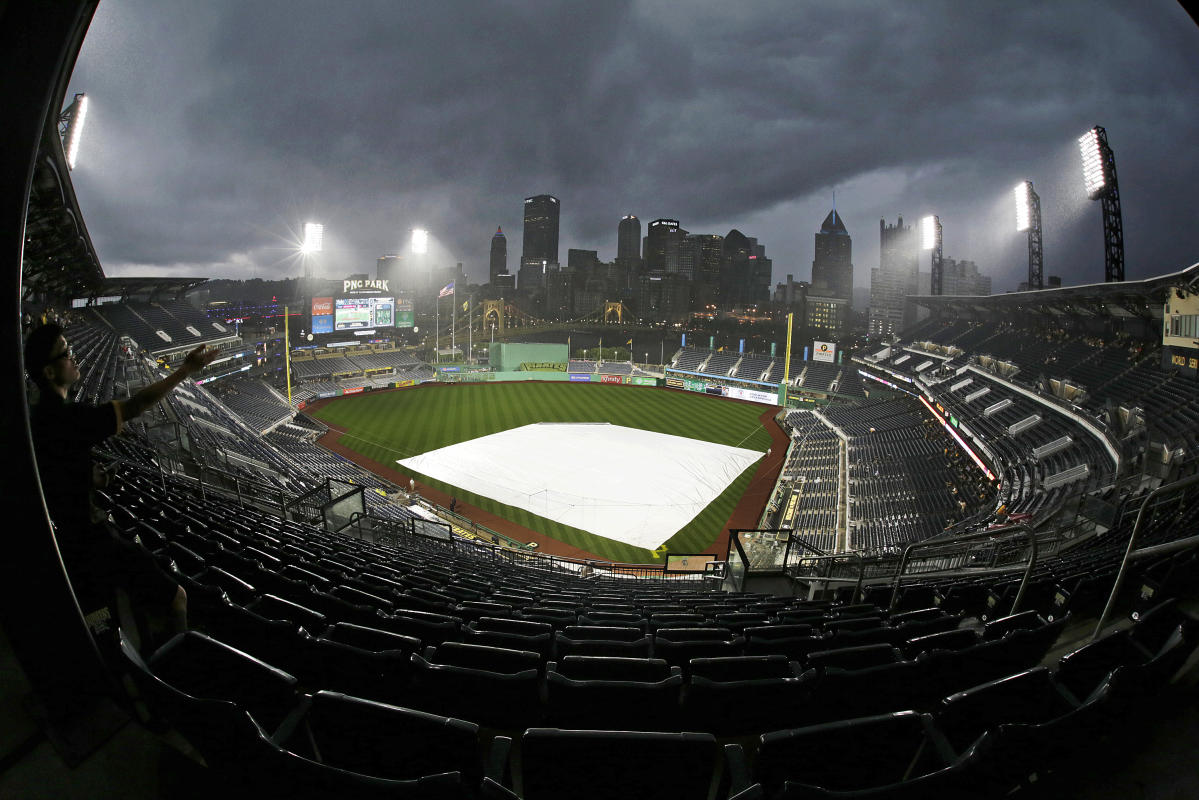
[67,0,1199,291]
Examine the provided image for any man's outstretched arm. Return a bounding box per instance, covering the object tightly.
[118,345,218,424]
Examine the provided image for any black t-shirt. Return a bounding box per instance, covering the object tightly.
[29,393,120,539]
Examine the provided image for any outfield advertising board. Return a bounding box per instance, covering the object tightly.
[599,374,624,385]
[569,374,592,382]
[721,385,778,404]
[342,386,364,395]
[684,378,706,393]
[630,376,658,387]
[396,299,414,328]
[666,377,685,389]
[813,341,836,363]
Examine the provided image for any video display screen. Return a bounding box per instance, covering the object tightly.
[335,296,394,330]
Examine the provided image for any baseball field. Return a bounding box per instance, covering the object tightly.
[309,381,779,563]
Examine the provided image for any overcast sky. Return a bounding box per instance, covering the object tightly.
[66,1,1199,294]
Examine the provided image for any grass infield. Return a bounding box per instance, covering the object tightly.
[310,381,774,563]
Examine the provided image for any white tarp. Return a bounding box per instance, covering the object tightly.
[399,423,762,550]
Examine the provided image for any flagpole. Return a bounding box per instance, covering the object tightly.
[468,295,472,365]
[452,287,456,362]
[435,291,439,364]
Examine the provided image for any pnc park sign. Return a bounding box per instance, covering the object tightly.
[343,278,390,293]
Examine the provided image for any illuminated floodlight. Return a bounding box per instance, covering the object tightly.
[1079,128,1106,196]
[921,215,938,250]
[301,222,324,254]
[411,228,429,254]
[1014,182,1032,232]
[64,93,89,170]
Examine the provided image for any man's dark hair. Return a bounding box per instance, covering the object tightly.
[24,322,65,389]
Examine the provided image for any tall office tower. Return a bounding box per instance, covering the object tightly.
[942,258,992,296]
[644,219,687,273]
[518,194,560,291]
[811,209,853,302]
[719,229,752,309]
[489,227,507,284]
[614,215,644,290]
[689,233,724,309]
[869,217,920,337]
[618,215,641,261]
[377,254,402,284]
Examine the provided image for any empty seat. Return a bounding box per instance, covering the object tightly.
[273,690,492,788]
[148,630,299,736]
[684,656,806,735]
[504,728,753,800]
[751,711,986,798]
[411,642,542,728]
[806,643,901,672]
[545,656,682,732]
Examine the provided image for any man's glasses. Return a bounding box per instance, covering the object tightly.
[49,346,75,363]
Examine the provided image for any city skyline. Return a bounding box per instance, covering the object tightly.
[63,2,1199,295]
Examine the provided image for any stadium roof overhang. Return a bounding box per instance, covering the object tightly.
[22,119,105,302]
[909,262,1199,325]
[90,276,209,303]
[21,108,209,306]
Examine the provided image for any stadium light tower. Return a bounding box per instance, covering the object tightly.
[1014,181,1043,290]
[58,92,89,170]
[300,222,323,281]
[921,214,943,295]
[1078,126,1124,282]
[301,222,324,254]
[411,228,429,255]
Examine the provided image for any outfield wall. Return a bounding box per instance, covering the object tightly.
[488,342,569,372]
[441,370,660,386]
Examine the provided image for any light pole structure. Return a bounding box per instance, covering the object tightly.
[58,92,88,170]
[1014,181,1043,290]
[1079,126,1124,282]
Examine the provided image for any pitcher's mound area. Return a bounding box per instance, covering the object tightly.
[399,422,762,551]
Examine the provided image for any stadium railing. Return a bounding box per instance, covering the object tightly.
[888,524,1038,615]
[1094,473,1199,639]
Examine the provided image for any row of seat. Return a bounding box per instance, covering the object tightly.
[116,595,1196,799]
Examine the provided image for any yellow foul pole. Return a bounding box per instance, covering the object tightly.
[782,311,794,385]
[284,305,293,405]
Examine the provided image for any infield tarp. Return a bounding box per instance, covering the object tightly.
[398,423,762,550]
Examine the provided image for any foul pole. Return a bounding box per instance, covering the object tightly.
[782,311,794,385]
[284,305,292,405]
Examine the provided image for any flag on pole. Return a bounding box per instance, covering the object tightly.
[462,300,468,312]
[626,339,633,346]
[439,281,455,298]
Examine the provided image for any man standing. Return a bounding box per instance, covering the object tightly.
[24,323,216,641]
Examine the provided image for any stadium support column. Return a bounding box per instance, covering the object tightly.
[1079,126,1124,283]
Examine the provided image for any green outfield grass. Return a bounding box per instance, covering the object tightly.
[310,382,774,563]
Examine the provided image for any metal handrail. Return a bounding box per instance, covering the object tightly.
[889,523,1037,613]
[787,550,866,603]
[1092,473,1199,640]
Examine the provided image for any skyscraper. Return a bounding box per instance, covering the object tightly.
[615,215,644,290]
[644,219,686,273]
[869,217,920,337]
[811,208,853,303]
[618,215,641,261]
[489,226,507,285]
[519,194,560,291]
